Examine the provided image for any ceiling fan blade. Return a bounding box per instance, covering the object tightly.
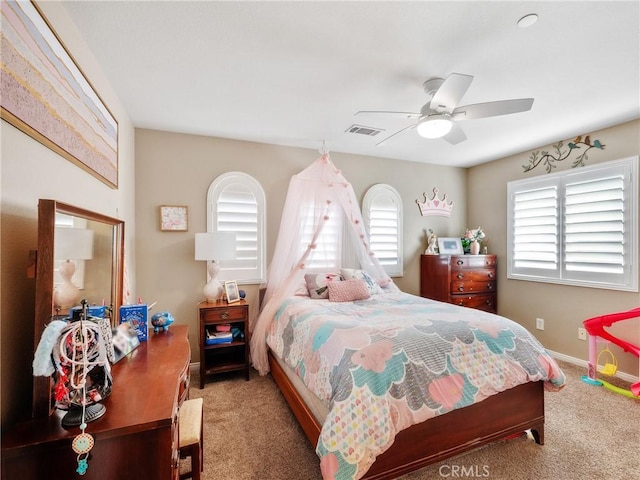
[376,123,416,147]
[442,122,467,145]
[430,73,473,112]
[452,98,534,120]
[355,110,421,119]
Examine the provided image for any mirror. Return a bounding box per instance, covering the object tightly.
[33,199,124,418]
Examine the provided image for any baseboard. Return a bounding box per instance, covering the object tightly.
[547,349,639,383]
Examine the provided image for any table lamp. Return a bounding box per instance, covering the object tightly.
[53,227,94,308]
[195,232,236,302]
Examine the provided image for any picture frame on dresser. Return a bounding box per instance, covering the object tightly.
[437,237,464,255]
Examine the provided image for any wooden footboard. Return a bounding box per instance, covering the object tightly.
[268,351,545,480]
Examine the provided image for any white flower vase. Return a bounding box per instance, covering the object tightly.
[470,239,480,255]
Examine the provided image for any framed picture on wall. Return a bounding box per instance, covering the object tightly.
[160,205,188,231]
[1,1,119,188]
[437,237,464,255]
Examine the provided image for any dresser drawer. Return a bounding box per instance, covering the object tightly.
[451,293,496,312]
[201,306,247,322]
[451,269,495,282]
[450,255,496,269]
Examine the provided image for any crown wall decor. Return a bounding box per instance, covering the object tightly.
[416,188,454,217]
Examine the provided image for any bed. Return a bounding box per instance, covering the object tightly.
[263,291,565,480]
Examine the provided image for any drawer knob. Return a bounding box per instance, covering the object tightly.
[456,260,464,265]
[487,272,494,278]
[486,299,493,305]
[457,273,464,279]
[487,284,493,290]
[220,312,229,320]
[458,285,465,291]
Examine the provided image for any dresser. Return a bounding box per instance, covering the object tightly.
[2,326,191,480]
[199,300,250,388]
[420,254,497,313]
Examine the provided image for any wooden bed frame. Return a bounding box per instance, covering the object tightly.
[268,351,545,480]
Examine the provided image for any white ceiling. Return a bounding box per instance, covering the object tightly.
[60,1,639,168]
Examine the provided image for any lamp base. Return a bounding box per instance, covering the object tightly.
[203,260,224,302]
[203,279,224,303]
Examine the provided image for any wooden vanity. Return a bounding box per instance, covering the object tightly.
[1,325,191,480]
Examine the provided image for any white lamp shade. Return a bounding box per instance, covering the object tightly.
[54,228,94,260]
[195,232,236,261]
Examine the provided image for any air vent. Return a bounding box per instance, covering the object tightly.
[346,124,384,137]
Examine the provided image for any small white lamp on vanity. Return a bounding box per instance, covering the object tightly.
[53,227,94,308]
[195,232,236,302]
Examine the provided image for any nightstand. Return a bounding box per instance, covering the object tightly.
[198,300,250,388]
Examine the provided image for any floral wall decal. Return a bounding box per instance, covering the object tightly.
[522,135,605,173]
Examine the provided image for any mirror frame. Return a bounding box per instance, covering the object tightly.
[33,199,125,418]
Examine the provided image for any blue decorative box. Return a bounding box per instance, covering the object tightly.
[119,304,148,342]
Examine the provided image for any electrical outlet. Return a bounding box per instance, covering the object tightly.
[536,318,544,330]
[578,328,587,341]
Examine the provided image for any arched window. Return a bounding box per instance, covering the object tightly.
[363,184,403,277]
[207,172,266,284]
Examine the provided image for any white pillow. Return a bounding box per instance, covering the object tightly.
[340,268,384,295]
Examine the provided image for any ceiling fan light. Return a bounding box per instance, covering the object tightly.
[417,115,453,139]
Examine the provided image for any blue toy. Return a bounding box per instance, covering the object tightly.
[151,311,175,333]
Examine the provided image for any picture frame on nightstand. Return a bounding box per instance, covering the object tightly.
[224,280,240,303]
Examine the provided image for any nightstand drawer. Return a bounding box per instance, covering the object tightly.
[201,306,247,322]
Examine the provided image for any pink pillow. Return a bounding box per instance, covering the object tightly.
[328,279,371,302]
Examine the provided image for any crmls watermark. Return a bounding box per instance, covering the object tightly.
[439,465,491,477]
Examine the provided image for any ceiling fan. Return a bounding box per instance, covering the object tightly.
[355,73,534,146]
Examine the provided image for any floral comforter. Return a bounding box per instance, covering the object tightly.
[266,292,565,480]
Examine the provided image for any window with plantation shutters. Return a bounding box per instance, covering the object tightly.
[207,172,266,284]
[507,156,638,291]
[363,184,403,277]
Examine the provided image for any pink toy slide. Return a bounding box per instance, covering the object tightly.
[582,307,640,397]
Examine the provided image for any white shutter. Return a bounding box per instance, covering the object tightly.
[563,169,628,284]
[512,185,559,273]
[363,184,403,276]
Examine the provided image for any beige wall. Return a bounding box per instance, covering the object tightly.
[467,119,640,377]
[0,2,136,427]
[134,129,467,364]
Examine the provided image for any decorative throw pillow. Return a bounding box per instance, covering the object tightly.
[305,272,341,299]
[294,281,310,297]
[328,279,371,302]
[340,268,384,295]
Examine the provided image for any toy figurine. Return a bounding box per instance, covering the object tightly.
[151,311,175,333]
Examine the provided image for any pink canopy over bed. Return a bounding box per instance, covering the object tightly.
[250,154,397,374]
